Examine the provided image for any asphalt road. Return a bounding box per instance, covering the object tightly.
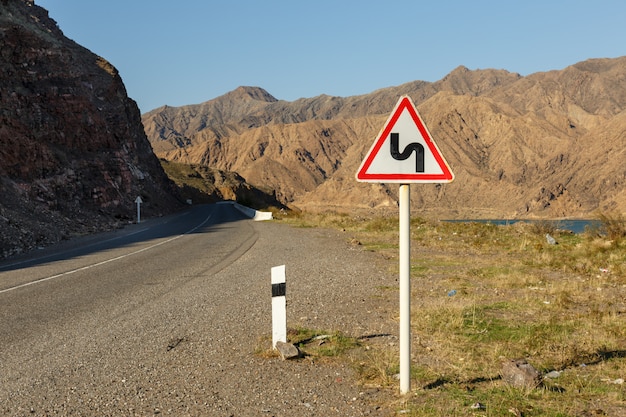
[0,202,256,341]
[0,202,394,415]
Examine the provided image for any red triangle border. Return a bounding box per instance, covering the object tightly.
[356,96,454,183]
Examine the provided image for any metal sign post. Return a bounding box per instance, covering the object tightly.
[398,183,411,393]
[356,96,454,394]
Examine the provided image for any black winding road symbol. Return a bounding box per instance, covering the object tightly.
[390,133,424,172]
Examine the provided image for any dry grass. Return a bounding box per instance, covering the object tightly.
[281,211,626,416]
[254,327,361,361]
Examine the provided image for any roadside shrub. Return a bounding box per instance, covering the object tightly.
[528,219,559,236]
[596,211,626,242]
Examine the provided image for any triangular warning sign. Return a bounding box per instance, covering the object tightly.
[356,95,454,183]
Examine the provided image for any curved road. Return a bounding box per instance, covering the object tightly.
[0,202,256,361]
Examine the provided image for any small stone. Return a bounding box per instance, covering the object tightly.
[501,359,541,389]
[602,378,624,385]
[544,370,562,379]
[275,341,300,360]
[546,234,557,245]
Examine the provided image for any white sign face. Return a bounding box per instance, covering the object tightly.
[356,95,454,183]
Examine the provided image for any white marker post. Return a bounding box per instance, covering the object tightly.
[356,96,454,394]
[135,196,143,223]
[271,265,287,348]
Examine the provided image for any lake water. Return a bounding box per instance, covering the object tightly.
[444,219,601,234]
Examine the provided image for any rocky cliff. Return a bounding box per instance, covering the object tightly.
[0,0,181,258]
[143,59,626,219]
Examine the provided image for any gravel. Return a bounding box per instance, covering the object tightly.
[0,219,400,416]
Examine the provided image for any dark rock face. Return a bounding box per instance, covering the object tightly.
[0,0,181,258]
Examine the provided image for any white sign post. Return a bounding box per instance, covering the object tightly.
[356,95,454,394]
[271,265,287,349]
[398,183,411,393]
[135,196,143,224]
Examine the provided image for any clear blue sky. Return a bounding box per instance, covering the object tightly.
[37,0,626,113]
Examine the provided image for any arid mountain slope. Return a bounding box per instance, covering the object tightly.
[0,1,181,258]
[143,58,626,218]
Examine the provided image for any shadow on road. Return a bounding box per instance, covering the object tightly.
[0,203,251,273]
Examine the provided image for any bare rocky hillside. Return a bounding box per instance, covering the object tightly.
[0,0,181,258]
[143,58,626,218]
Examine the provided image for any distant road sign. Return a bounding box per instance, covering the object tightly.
[135,196,143,223]
[356,95,454,183]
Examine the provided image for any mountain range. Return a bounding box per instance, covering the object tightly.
[2,0,624,259]
[143,58,626,219]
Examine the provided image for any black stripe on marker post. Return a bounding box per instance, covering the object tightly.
[272,282,286,298]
